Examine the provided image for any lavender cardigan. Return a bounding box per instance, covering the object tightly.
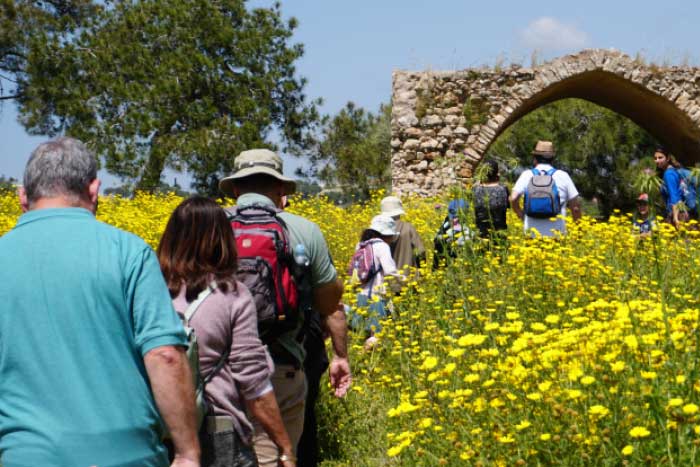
[172,281,273,445]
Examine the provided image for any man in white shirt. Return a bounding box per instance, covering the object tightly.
[509,140,582,237]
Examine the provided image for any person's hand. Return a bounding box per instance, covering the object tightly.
[278,452,296,467]
[329,356,352,398]
[171,454,200,467]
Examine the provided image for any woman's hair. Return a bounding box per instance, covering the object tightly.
[157,196,238,301]
[485,160,500,182]
[655,147,682,177]
[360,228,383,242]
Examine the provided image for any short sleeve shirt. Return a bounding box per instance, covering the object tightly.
[0,208,186,467]
[512,164,580,237]
[661,167,682,215]
[235,194,338,364]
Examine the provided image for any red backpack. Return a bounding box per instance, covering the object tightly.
[227,205,300,343]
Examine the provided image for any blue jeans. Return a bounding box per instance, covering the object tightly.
[350,294,388,335]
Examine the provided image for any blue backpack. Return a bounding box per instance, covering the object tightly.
[678,167,698,211]
[524,168,561,219]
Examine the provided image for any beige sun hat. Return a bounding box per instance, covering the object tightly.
[219,149,297,197]
[380,195,406,217]
[532,140,555,159]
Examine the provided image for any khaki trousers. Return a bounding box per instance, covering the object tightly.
[252,364,307,467]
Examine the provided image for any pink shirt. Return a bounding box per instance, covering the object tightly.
[172,282,273,445]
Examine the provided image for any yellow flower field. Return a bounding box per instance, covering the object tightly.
[2,189,700,465]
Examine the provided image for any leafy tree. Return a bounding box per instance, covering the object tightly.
[0,1,100,102]
[0,174,17,191]
[487,98,658,218]
[10,0,318,195]
[294,179,322,198]
[299,102,391,202]
[103,179,190,198]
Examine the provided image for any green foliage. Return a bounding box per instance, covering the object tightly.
[103,180,190,198]
[462,96,489,127]
[294,178,322,197]
[9,0,319,195]
[487,98,658,218]
[0,174,17,193]
[414,88,430,120]
[299,102,391,203]
[0,0,100,100]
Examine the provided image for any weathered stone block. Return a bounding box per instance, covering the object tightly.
[444,115,460,125]
[404,127,422,138]
[403,139,420,150]
[420,139,439,150]
[421,115,443,126]
[438,127,453,137]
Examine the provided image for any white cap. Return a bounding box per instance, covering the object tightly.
[369,214,398,237]
[380,196,405,217]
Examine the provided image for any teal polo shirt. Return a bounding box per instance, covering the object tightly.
[0,208,187,467]
[236,194,338,365]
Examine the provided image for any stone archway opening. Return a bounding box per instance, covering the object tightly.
[488,70,700,161]
[391,49,700,196]
[484,96,658,219]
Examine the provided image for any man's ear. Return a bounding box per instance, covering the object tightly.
[18,186,29,213]
[88,179,101,208]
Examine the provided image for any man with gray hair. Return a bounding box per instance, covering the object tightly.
[0,137,200,467]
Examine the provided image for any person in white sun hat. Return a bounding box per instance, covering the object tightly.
[380,195,426,274]
[347,214,405,349]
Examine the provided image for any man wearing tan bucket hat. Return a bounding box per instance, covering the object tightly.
[220,149,351,467]
[509,140,581,237]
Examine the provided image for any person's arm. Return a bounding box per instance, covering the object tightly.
[568,196,582,222]
[312,278,344,316]
[228,288,293,464]
[128,247,199,466]
[509,192,524,220]
[245,392,296,467]
[322,303,351,398]
[376,242,404,294]
[144,346,200,467]
[510,172,529,220]
[665,169,683,227]
[410,224,426,268]
[305,222,349,395]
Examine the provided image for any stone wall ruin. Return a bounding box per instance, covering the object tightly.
[391,49,700,195]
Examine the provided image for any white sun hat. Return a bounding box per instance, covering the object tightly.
[380,195,406,217]
[369,214,399,237]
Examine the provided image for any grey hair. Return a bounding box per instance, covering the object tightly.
[23,137,97,203]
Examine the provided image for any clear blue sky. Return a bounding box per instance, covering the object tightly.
[2,0,699,188]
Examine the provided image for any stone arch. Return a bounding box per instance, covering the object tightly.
[391,49,700,196]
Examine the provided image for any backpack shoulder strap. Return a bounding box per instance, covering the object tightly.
[531,168,540,176]
[546,168,557,176]
[184,283,217,325]
[224,206,237,221]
